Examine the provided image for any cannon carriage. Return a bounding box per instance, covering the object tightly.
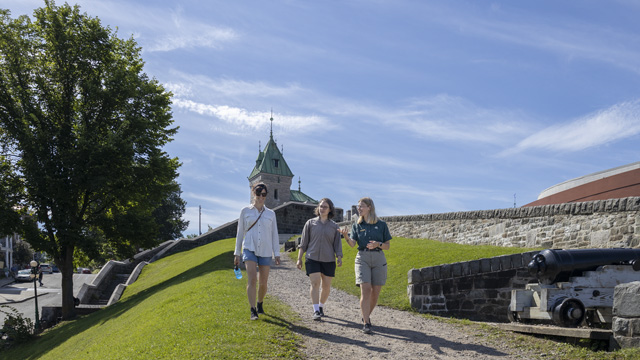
[509,248,640,328]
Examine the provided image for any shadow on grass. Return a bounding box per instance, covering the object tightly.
[263,312,508,357]
[14,250,234,360]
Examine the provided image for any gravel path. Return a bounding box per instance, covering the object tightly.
[266,255,536,360]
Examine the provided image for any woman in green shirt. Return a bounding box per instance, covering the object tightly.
[340,197,392,334]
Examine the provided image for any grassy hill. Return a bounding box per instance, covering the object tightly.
[3,238,301,359]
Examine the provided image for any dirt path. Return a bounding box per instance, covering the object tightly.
[266,255,536,360]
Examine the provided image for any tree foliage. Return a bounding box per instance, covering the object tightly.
[0,1,186,318]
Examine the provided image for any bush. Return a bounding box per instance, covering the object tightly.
[0,306,34,348]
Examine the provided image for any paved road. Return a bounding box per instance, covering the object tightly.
[0,272,96,325]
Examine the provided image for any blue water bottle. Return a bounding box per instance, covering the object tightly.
[234,265,242,279]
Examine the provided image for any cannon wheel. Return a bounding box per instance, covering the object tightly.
[552,298,585,327]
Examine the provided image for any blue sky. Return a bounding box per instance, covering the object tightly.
[5,0,640,237]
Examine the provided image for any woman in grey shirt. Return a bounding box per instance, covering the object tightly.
[296,198,343,320]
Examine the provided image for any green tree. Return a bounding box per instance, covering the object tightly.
[0,2,184,319]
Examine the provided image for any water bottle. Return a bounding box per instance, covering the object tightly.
[234,265,242,279]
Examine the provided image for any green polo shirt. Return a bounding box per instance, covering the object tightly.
[350,220,392,250]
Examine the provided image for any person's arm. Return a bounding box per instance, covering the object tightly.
[271,211,281,265]
[333,224,343,267]
[296,222,311,270]
[340,228,356,247]
[234,208,246,266]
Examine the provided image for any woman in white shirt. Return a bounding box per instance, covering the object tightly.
[234,183,281,320]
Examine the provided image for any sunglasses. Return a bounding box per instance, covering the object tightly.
[256,191,268,197]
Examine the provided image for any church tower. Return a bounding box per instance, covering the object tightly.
[248,115,294,209]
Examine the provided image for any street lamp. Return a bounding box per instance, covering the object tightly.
[29,260,40,332]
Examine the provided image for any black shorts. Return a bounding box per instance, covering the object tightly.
[305,258,336,277]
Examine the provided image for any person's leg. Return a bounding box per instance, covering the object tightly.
[369,285,383,316]
[245,260,258,308]
[309,272,321,305]
[319,273,333,305]
[360,282,372,324]
[257,264,270,303]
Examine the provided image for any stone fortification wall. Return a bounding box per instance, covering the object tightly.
[407,252,539,322]
[384,197,640,249]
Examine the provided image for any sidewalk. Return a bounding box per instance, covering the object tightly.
[0,277,45,305]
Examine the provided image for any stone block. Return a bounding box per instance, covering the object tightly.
[480,258,491,273]
[613,282,640,317]
[452,263,463,277]
[440,264,452,278]
[420,267,434,281]
[499,255,512,270]
[408,268,421,284]
[490,257,502,272]
[469,260,480,274]
[612,336,640,349]
[509,253,524,268]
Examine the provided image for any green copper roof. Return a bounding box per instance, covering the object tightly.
[290,190,318,204]
[248,137,294,179]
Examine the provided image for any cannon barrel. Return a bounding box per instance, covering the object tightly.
[528,248,640,284]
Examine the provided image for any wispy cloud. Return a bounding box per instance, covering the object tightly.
[505,100,640,154]
[143,7,238,52]
[381,94,531,144]
[172,99,329,133]
[440,4,640,74]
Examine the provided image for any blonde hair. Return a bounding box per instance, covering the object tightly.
[357,197,379,224]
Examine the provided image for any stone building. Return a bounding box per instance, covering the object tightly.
[247,115,318,208]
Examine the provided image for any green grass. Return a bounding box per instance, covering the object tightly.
[4,238,303,360]
[301,237,543,310]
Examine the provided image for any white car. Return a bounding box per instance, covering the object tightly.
[40,264,53,274]
[15,269,33,282]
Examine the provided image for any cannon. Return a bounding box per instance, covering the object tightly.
[527,248,640,285]
[509,248,640,328]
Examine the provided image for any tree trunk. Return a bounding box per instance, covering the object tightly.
[60,245,77,320]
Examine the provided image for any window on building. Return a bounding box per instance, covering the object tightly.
[274,189,279,200]
[274,159,279,168]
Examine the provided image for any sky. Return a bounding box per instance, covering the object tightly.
[4,0,640,237]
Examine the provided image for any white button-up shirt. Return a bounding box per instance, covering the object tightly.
[235,204,280,258]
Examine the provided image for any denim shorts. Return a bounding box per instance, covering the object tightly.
[242,249,273,266]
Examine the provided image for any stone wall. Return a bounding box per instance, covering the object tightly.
[612,281,640,349]
[384,197,640,249]
[407,252,538,322]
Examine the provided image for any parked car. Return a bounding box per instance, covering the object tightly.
[51,264,59,273]
[15,269,33,282]
[77,267,92,274]
[40,264,53,274]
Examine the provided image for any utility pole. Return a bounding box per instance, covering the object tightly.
[199,205,202,235]
[514,194,517,208]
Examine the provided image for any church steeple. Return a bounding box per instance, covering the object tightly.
[248,112,294,208]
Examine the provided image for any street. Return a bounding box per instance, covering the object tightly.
[0,272,96,326]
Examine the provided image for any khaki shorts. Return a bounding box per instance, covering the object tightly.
[355,250,387,286]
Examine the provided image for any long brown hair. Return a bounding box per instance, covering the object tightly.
[357,197,379,224]
[314,198,335,219]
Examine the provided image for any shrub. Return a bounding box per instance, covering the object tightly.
[0,306,34,348]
